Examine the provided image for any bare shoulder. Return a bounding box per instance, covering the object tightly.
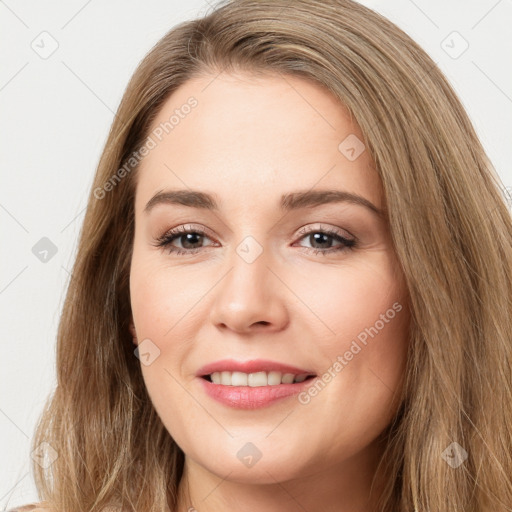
[6,504,120,512]
[5,503,51,512]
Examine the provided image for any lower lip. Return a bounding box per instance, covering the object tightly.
[198,377,316,409]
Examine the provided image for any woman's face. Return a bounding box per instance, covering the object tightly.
[129,71,410,487]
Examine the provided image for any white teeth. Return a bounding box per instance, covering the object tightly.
[281,373,295,384]
[231,371,248,386]
[207,371,311,386]
[248,371,267,387]
[267,371,282,385]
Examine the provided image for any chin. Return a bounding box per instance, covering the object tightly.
[186,441,315,484]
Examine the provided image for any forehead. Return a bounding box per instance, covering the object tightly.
[134,72,382,214]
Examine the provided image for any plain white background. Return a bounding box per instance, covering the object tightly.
[1,0,511,508]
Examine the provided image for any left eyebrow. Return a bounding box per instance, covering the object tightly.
[144,189,219,214]
[143,188,384,218]
[281,189,384,218]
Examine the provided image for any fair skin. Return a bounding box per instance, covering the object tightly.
[129,71,410,512]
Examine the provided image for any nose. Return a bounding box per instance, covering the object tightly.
[208,239,290,334]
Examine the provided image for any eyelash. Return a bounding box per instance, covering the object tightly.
[152,223,357,257]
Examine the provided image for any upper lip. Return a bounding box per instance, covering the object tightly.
[196,359,316,377]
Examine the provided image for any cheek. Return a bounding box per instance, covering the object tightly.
[129,248,203,341]
[292,262,409,459]
[129,257,198,435]
[294,253,410,410]
[292,253,407,350]
[129,251,207,396]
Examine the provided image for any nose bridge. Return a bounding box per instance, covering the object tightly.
[235,232,267,267]
[223,209,273,274]
[227,233,272,293]
[208,229,289,331]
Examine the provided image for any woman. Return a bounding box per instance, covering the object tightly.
[11,0,512,510]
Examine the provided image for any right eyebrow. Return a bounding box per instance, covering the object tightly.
[144,189,218,214]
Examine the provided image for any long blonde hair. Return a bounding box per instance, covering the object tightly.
[28,0,512,510]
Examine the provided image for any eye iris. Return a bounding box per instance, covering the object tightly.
[181,233,203,249]
[311,232,332,249]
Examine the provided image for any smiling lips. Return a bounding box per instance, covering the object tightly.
[196,358,317,409]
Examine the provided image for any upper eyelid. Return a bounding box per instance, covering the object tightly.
[164,223,216,239]
[297,223,354,239]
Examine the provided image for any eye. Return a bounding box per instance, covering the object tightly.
[293,224,356,256]
[152,224,216,256]
[152,223,357,256]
